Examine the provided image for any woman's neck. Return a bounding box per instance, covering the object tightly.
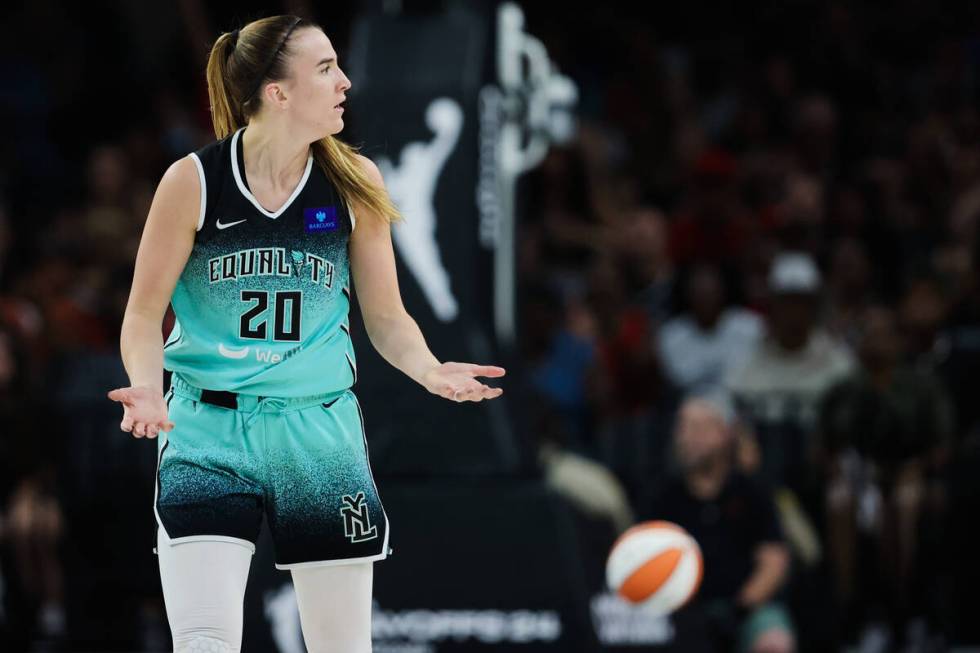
[241,119,310,190]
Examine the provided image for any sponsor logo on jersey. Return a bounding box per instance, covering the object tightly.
[304,206,338,233]
[255,345,302,364]
[218,343,250,359]
[217,343,302,363]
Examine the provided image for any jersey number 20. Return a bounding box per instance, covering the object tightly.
[239,290,301,342]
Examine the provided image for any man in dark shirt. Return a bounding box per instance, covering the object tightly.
[647,399,794,653]
[819,305,952,642]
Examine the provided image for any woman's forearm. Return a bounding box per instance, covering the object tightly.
[120,312,166,393]
[365,311,440,386]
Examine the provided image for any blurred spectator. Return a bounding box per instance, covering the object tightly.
[899,273,949,369]
[819,305,953,647]
[658,264,762,403]
[0,322,65,648]
[523,284,601,452]
[645,398,794,653]
[523,145,603,283]
[669,149,754,271]
[792,95,837,177]
[728,252,855,490]
[771,171,826,256]
[929,235,980,436]
[825,238,874,353]
[585,253,677,501]
[5,474,65,646]
[618,206,676,325]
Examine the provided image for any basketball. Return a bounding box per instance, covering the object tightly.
[606,521,704,616]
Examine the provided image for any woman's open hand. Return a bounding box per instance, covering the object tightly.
[421,362,505,402]
[107,386,174,438]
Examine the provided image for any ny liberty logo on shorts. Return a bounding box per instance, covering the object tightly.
[340,492,378,543]
[304,206,338,233]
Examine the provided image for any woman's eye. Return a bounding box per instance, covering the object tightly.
[321,67,330,73]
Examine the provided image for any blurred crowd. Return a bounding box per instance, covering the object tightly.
[1,1,979,652]
[520,1,980,651]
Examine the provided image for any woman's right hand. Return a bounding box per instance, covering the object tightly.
[107,386,175,438]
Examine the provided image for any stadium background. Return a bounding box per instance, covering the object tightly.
[1,0,980,651]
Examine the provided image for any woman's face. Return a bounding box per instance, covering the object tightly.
[279,28,352,139]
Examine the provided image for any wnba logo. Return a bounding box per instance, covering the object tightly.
[340,492,378,542]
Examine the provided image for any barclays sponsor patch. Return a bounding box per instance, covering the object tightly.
[304,206,338,233]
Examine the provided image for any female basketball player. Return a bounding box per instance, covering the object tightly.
[107,15,505,653]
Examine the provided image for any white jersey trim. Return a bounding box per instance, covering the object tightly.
[274,541,389,570]
[345,351,357,384]
[230,127,314,219]
[188,153,207,232]
[153,533,257,555]
[156,534,257,555]
[152,423,169,541]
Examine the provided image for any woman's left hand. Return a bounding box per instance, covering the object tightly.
[422,362,506,402]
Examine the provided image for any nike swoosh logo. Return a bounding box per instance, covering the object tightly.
[218,344,250,359]
[216,219,247,230]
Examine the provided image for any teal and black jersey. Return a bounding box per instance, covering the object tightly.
[164,126,358,396]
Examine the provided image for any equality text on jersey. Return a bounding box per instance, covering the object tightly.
[208,247,335,289]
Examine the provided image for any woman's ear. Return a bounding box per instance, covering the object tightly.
[262,81,291,111]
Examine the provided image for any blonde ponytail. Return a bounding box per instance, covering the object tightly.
[314,138,402,225]
[205,31,244,139]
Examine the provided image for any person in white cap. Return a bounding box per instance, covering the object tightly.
[726,251,854,488]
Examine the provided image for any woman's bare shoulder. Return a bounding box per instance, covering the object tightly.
[152,155,203,233]
[354,153,384,184]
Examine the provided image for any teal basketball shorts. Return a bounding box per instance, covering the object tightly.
[153,373,390,569]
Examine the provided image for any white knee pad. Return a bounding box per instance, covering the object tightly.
[175,635,235,653]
